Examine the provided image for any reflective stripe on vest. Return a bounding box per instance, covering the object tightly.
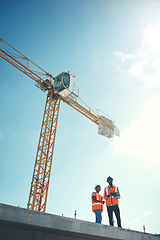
[91,192,103,212]
[104,186,119,206]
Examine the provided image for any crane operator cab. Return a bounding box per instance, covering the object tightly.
[54,71,75,97]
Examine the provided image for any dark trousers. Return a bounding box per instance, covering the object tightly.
[107,205,122,227]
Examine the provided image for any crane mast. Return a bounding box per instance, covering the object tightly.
[0,38,119,212]
[28,92,60,212]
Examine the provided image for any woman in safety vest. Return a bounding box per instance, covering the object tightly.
[91,184,105,224]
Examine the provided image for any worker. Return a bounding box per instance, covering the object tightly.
[91,184,105,224]
[104,176,122,227]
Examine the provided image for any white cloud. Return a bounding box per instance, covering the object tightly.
[142,23,160,55]
[128,60,149,78]
[114,52,135,63]
[144,210,152,216]
[115,19,160,89]
[114,96,160,162]
[132,218,139,223]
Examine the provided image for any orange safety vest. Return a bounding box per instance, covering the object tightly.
[91,192,103,212]
[104,186,119,206]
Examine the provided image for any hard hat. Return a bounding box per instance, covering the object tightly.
[95,184,100,189]
[107,176,113,182]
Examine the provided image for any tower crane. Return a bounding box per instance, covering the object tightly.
[0,38,120,212]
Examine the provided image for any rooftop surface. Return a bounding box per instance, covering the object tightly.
[0,203,160,240]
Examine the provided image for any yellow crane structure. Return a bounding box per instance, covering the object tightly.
[0,38,120,212]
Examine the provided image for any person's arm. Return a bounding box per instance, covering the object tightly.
[92,194,105,204]
[116,188,120,199]
[103,188,110,200]
[110,188,120,199]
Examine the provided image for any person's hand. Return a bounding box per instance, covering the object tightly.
[110,191,117,197]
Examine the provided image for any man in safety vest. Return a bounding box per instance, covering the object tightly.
[104,176,122,227]
[91,184,105,224]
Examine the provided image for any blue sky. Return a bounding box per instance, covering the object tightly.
[0,0,160,234]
